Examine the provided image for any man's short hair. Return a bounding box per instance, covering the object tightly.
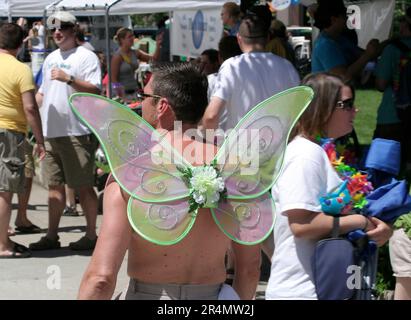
[151,63,208,124]
[238,14,268,44]
[314,0,346,30]
[223,2,241,20]
[201,49,219,64]
[0,23,24,50]
[218,36,242,61]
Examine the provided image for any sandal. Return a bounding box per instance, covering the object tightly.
[15,224,42,234]
[29,236,61,251]
[69,236,97,251]
[0,242,31,259]
[8,226,15,237]
[62,206,79,217]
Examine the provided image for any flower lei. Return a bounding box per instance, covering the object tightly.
[177,160,227,214]
[316,136,373,212]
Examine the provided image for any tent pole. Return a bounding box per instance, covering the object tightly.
[105,6,112,98]
[106,0,122,98]
[43,9,47,57]
[169,11,172,62]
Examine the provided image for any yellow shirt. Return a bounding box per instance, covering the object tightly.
[0,53,35,133]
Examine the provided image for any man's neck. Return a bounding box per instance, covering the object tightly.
[323,27,340,39]
[59,43,77,52]
[241,44,265,53]
[0,48,17,57]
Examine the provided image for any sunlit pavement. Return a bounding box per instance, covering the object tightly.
[0,181,267,300]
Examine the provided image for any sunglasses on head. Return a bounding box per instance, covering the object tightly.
[136,92,162,101]
[336,99,355,111]
[50,23,73,33]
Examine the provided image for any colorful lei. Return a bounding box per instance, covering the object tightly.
[317,136,373,212]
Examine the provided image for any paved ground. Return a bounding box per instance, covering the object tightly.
[0,182,267,300]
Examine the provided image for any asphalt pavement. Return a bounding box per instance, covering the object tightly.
[0,181,267,300]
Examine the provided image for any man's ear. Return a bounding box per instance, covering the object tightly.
[157,97,174,118]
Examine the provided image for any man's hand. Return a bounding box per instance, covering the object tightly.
[364,39,380,60]
[51,68,70,83]
[366,217,393,247]
[33,143,46,161]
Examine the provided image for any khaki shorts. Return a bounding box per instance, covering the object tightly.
[24,138,35,178]
[389,228,411,278]
[43,134,98,188]
[115,279,222,300]
[0,129,26,193]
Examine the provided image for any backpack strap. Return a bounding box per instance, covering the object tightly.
[332,216,340,238]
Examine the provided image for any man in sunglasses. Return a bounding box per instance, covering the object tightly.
[78,63,261,300]
[30,11,102,252]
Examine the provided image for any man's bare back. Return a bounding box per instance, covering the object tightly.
[127,134,230,284]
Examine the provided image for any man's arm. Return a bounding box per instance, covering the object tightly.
[51,68,100,94]
[329,39,380,81]
[21,90,45,159]
[375,78,389,92]
[231,243,261,300]
[35,92,43,107]
[78,179,132,299]
[202,97,226,130]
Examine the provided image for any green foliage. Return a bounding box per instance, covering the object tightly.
[392,0,411,36]
[131,13,168,28]
[353,89,382,146]
[375,244,395,298]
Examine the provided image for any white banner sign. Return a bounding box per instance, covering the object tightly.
[171,8,223,58]
[355,0,395,49]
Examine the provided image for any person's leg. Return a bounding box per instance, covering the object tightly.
[15,138,37,228]
[29,139,64,250]
[394,277,411,300]
[15,177,34,227]
[0,130,28,255]
[0,192,13,253]
[77,185,98,240]
[389,228,411,300]
[47,185,66,240]
[62,135,99,249]
[65,185,76,209]
[62,185,79,216]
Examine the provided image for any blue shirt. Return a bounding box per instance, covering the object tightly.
[312,32,360,73]
[375,38,411,125]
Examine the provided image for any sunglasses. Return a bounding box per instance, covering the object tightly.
[50,24,73,33]
[136,92,162,101]
[336,99,355,111]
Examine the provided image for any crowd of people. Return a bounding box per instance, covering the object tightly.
[1,0,411,301]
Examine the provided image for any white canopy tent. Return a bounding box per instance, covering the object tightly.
[0,1,58,19]
[42,0,239,96]
[47,0,236,15]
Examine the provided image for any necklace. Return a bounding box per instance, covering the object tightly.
[316,136,373,210]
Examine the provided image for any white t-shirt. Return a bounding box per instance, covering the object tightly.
[31,25,45,51]
[211,52,300,131]
[81,41,95,52]
[39,46,102,138]
[208,72,227,130]
[266,136,342,300]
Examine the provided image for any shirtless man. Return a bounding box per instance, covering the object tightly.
[78,63,261,300]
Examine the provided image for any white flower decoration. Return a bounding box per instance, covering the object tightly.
[189,166,225,208]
